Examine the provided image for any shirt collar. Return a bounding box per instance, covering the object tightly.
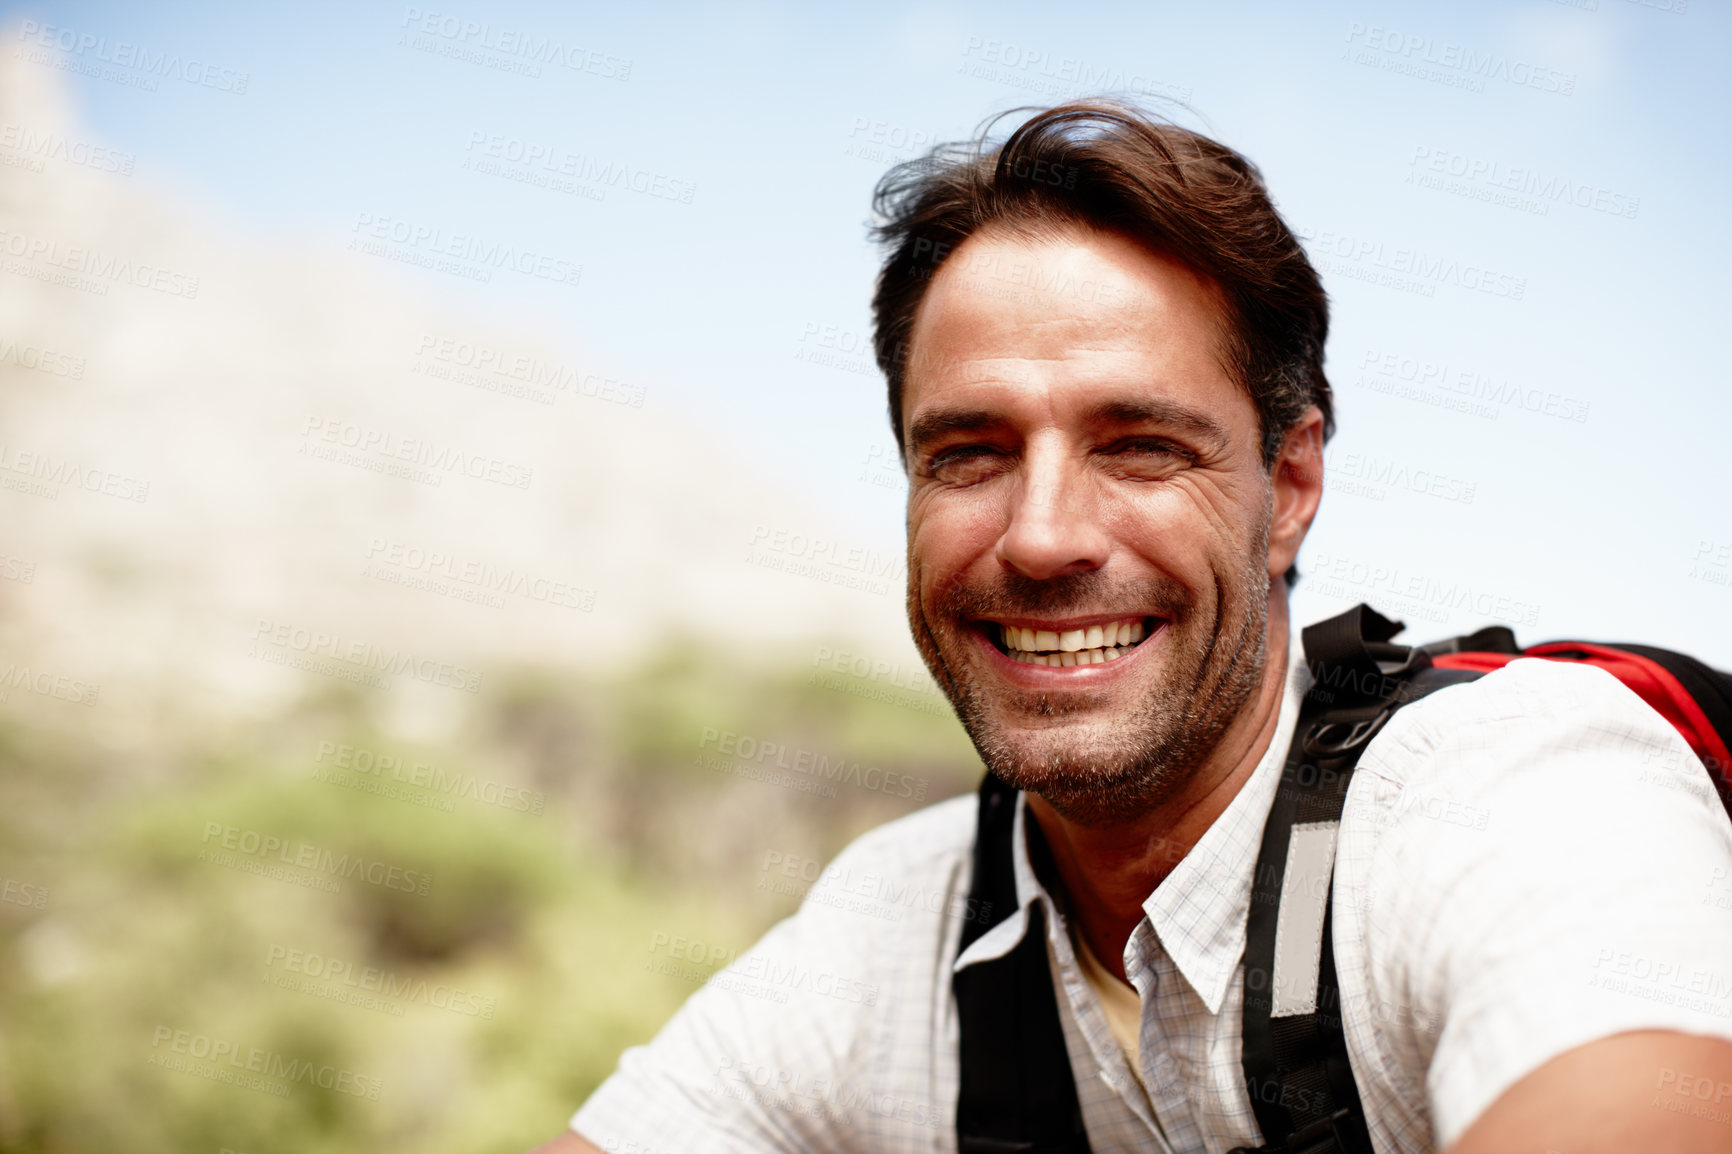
[953,629,1310,1017]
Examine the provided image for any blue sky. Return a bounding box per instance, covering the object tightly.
[11,0,1731,660]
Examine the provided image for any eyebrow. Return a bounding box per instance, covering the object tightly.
[1084,398,1231,452]
[906,408,1000,457]
[906,396,1232,458]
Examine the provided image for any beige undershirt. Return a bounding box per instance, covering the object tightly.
[1072,928,1147,1089]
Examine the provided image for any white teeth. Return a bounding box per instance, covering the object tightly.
[1007,642,1148,667]
[998,618,1149,655]
[1023,645,1132,666]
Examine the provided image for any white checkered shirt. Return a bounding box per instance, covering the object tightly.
[573,632,1732,1152]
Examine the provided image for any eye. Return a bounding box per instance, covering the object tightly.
[1106,437,1188,456]
[1098,437,1195,478]
[924,445,1012,487]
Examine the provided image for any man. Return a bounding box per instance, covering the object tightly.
[535,101,1732,1153]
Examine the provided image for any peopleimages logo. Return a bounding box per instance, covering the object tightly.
[697,727,928,802]
[1323,448,1477,505]
[15,20,250,94]
[756,851,992,927]
[1304,551,1541,629]
[462,131,695,204]
[199,821,434,895]
[0,336,86,379]
[264,944,497,1018]
[1407,146,1639,220]
[1354,348,1590,425]
[413,335,646,408]
[957,36,1191,104]
[0,442,150,502]
[1342,22,1576,96]
[249,618,485,694]
[0,661,100,706]
[148,1026,382,1099]
[744,524,904,597]
[364,537,593,611]
[347,212,582,288]
[0,227,200,299]
[0,123,135,175]
[1,877,48,909]
[1307,229,1526,300]
[747,526,905,580]
[646,932,881,1008]
[398,7,632,80]
[300,416,534,490]
[314,739,547,815]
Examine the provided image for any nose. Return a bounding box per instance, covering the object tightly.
[995,441,1111,580]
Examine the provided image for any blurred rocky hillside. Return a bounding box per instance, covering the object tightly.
[0,46,913,739]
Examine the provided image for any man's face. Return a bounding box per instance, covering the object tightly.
[900,225,1285,825]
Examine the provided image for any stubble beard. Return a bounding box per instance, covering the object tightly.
[908,530,1271,828]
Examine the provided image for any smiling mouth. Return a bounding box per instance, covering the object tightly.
[983,617,1158,667]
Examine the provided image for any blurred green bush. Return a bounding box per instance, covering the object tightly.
[0,640,979,1153]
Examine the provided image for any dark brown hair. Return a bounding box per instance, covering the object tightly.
[869,100,1333,468]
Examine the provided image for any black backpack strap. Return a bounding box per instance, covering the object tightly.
[1419,624,1520,659]
[1234,698,1376,1154]
[955,773,1092,1153]
[1234,606,1480,1154]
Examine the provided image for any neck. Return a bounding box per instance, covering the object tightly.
[1027,583,1292,983]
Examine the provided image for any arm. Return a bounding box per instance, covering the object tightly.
[1447,1029,1732,1154]
[542,799,972,1154]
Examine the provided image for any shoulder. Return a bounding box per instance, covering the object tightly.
[1389,652,1670,742]
[823,790,979,875]
[1339,650,1732,997]
[795,790,981,934]
[1358,655,1691,795]
[1345,653,1723,870]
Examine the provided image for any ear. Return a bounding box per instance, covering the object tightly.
[1266,406,1325,581]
